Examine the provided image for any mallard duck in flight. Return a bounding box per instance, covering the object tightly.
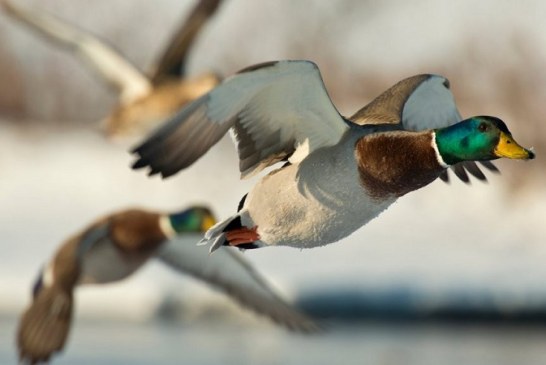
[131,60,535,252]
[17,206,318,364]
[1,0,223,138]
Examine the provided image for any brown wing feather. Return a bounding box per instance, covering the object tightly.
[16,220,108,363]
[150,0,224,84]
[350,75,429,125]
[17,286,73,364]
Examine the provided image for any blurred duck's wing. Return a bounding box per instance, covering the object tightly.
[2,0,152,104]
[349,74,498,182]
[156,236,320,332]
[17,284,73,364]
[150,0,224,84]
[16,220,111,364]
[132,60,349,178]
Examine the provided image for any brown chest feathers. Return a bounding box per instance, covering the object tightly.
[109,210,166,254]
[355,131,446,199]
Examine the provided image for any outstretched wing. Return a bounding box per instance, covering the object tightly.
[133,60,349,178]
[156,235,319,332]
[349,74,498,182]
[15,223,107,365]
[350,74,462,129]
[150,0,224,84]
[2,0,152,104]
[17,285,73,364]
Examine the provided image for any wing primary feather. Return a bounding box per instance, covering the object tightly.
[349,74,430,126]
[479,161,500,173]
[451,164,470,183]
[131,158,149,170]
[160,119,220,174]
[150,0,224,83]
[132,96,207,155]
[462,161,487,181]
[439,161,494,184]
[132,95,233,177]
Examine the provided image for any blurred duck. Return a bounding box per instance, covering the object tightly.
[17,206,318,364]
[1,0,222,139]
[132,60,535,252]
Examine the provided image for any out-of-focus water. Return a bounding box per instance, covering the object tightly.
[3,317,546,365]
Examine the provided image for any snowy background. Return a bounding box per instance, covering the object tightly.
[0,0,545,363]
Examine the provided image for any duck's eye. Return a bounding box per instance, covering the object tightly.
[478,123,489,132]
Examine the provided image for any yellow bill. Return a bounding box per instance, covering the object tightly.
[494,132,535,160]
[201,215,216,231]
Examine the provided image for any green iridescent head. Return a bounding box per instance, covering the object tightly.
[169,206,216,233]
[435,116,535,165]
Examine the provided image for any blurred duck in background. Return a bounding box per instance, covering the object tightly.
[132,60,534,252]
[1,0,223,139]
[17,206,318,364]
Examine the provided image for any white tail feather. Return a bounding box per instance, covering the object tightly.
[197,213,242,253]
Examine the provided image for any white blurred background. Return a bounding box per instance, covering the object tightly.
[1,1,545,364]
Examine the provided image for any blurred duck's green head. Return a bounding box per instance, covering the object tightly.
[169,206,216,233]
[435,116,535,165]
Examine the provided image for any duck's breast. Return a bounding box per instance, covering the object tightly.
[79,237,151,284]
[244,134,396,248]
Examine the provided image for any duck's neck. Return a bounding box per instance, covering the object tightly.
[355,130,447,199]
[158,215,178,238]
[431,131,450,168]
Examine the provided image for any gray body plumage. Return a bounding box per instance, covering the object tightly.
[238,129,395,248]
[79,237,150,284]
